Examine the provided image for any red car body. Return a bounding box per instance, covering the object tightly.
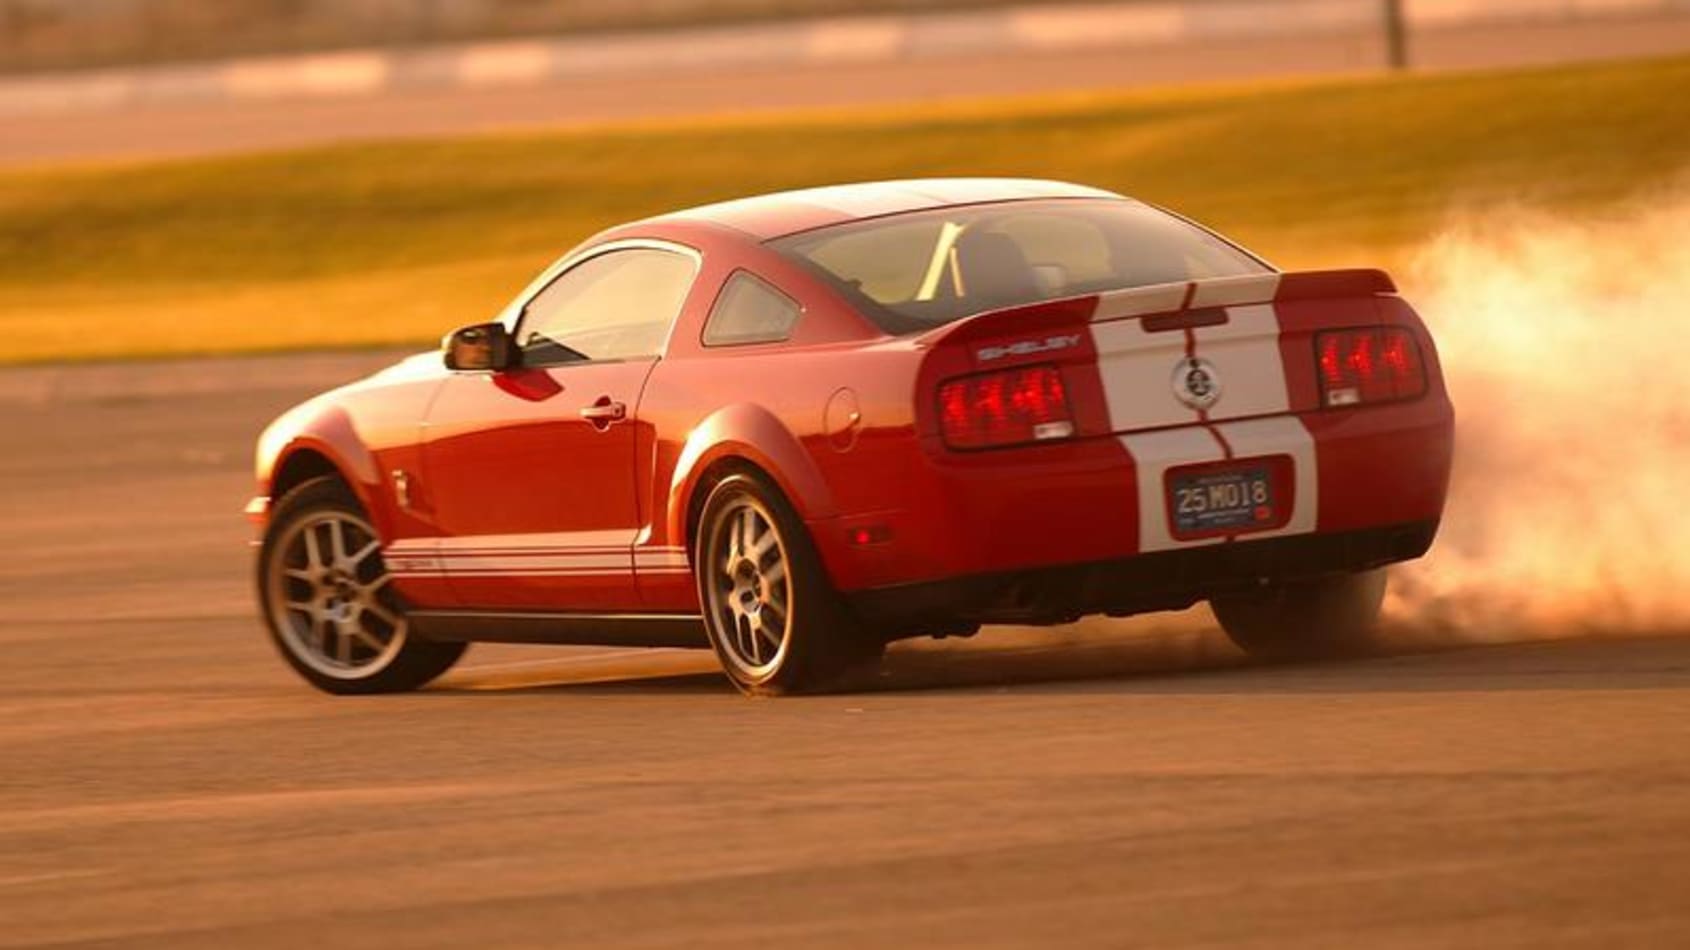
[251,179,1453,686]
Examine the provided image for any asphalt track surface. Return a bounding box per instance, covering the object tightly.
[2,352,1688,947]
[7,15,1690,167]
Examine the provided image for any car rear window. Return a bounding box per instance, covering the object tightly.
[768,198,1270,334]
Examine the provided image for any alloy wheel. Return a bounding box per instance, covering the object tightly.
[266,510,407,679]
[703,496,793,678]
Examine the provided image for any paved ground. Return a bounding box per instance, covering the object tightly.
[7,15,1690,167]
[2,353,1688,947]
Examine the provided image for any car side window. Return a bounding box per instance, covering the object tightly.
[518,248,695,366]
[702,271,803,347]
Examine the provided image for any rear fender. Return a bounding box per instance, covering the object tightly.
[666,404,836,550]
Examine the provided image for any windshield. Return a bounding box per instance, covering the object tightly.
[769,198,1270,334]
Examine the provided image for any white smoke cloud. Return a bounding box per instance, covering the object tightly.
[1385,187,1690,641]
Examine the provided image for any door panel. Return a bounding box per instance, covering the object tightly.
[420,359,655,610]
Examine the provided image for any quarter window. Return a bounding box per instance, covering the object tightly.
[518,248,695,365]
[702,272,802,347]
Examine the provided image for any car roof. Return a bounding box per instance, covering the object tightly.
[654,178,1124,241]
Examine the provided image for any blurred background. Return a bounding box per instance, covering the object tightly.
[4,3,1690,947]
[0,0,1683,71]
[16,0,1168,69]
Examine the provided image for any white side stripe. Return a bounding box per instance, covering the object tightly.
[429,529,640,551]
[385,535,689,578]
[634,548,690,568]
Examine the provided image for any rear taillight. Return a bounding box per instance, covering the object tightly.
[1316,327,1426,408]
[937,364,1074,450]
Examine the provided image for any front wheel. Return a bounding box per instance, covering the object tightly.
[694,472,881,696]
[258,477,466,694]
[1211,569,1389,661]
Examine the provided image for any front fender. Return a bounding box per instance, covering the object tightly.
[258,401,388,535]
[666,403,835,549]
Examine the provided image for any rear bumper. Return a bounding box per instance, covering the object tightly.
[848,519,1438,630]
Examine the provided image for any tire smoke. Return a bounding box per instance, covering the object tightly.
[1385,190,1690,641]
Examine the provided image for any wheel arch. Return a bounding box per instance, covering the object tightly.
[271,448,345,501]
[666,403,835,557]
[262,407,389,536]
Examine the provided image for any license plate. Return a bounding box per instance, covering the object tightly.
[1169,465,1278,537]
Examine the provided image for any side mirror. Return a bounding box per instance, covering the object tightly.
[443,322,516,372]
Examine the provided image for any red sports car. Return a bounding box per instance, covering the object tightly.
[250,178,1454,696]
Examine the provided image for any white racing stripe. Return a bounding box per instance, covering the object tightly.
[1092,282,1190,321]
[1097,274,1318,553]
[1089,317,1197,432]
[1192,303,1292,418]
[1213,416,1320,539]
[1120,427,1229,553]
[1188,273,1283,309]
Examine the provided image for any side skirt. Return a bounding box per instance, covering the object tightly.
[410,611,708,649]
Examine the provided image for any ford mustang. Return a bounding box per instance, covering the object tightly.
[250,178,1454,696]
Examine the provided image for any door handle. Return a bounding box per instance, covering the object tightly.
[579,397,627,428]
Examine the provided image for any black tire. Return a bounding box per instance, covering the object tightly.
[1211,569,1389,662]
[257,476,466,695]
[694,471,882,696]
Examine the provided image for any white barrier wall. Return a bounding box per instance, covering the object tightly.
[1,0,1686,116]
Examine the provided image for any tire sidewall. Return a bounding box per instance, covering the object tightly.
[257,476,463,694]
[1212,569,1389,661]
[693,471,864,695]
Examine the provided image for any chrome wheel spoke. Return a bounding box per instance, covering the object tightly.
[302,525,326,573]
[725,511,745,563]
[364,600,403,631]
[739,615,759,663]
[347,618,387,652]
[747,517,777,563]
[347,539,381,570]
[328,519,350,565]
[740,510,759,562]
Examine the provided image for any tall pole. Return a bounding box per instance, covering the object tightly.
[1384,0,1410,71]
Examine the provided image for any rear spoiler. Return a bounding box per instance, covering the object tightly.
[923,269,1397,347]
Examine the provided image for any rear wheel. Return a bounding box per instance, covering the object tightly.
[695,472,881,696]
[1211,569,1389,661]
[258,477,466,694]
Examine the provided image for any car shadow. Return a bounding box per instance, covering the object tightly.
[436,623,1690,698]
[859,627,1690,697]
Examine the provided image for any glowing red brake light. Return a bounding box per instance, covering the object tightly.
[938,364,1074,449]
[1316,327,1426,408]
